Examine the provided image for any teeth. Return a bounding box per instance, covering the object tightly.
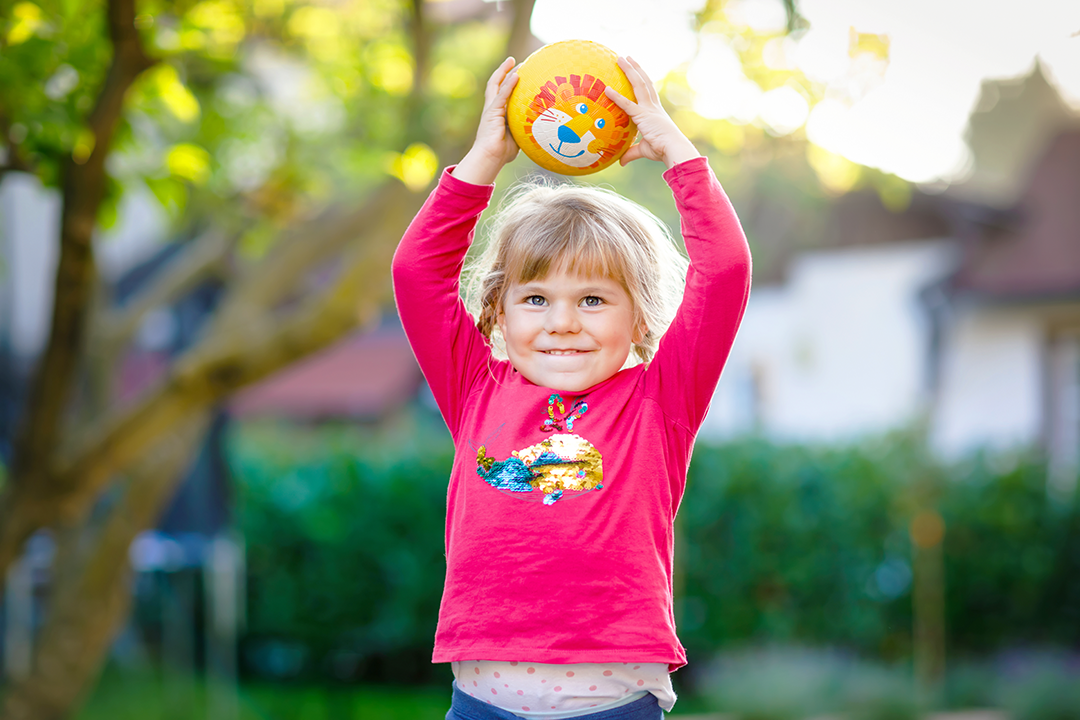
[546,350,580,355]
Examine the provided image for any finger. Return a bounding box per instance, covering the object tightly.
[617,56,650,102]
[486,57,516,101]
[495,71,519,106]
[623,56,660,105]
[603,85,637,114]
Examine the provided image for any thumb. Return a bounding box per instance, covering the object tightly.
[620,143,644,166]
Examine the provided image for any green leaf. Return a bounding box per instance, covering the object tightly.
[144,175,188,216]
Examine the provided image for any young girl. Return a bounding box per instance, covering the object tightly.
[392,55,751,719]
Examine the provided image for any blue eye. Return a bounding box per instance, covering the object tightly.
[595,118,605,129]
[577,103,588,114]
[582,296,602,307]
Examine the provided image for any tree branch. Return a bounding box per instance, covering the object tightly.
[210,181,403,336]
[405,0,432,143]
[504,0,539,62]
[50,180,418,514]
[97,229,234,350]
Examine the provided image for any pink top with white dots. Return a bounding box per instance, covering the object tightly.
[451,661,675,718]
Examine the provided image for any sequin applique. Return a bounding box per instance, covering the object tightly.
[475,395,604,505]
[541,394,588,432]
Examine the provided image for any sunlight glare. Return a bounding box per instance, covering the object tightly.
[725,0,788,34]
[530,0,703,80]
[759,86,810,136]
[528,0,1080,183]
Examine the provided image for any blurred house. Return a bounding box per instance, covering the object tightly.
[704,64,1080,494]
[228,318,425,421]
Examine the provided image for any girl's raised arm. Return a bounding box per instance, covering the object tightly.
[454,57,520,185]
[607,57,751,431]
[391,59,520,436]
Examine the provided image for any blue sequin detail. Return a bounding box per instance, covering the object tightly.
[476,456,534,492]
[530,450,565,468]
[543,490,564,505]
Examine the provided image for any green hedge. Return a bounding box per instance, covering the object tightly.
[678,438,917,659]
[231,419,453,684]
[679,439,1080,658]
[228,421,1080,683]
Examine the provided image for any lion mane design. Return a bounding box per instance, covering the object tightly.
[524,74,634,172]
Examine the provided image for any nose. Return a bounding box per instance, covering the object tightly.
[557,123,581,144]
[545,302,581,334]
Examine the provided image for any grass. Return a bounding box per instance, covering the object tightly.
[78,667,452,720]
[77,665,718,719]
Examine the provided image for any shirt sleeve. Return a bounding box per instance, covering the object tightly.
[644,156,752,432]
[391,167,495,437]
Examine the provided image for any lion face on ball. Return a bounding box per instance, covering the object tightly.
[523,74,634,171]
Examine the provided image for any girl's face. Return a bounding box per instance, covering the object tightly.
[497,267,640,392]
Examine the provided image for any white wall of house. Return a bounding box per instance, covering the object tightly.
[703,238,1072,464]
[703,240,956,443]
[931,306,1045,458]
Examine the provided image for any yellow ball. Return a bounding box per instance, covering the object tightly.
[507,39,637,176]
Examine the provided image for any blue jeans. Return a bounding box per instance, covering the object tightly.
[445,683,664,720]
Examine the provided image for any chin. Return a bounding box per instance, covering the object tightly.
[550,380,591,393]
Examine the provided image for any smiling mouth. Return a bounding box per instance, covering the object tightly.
[543,349,588,355]
[547,142,585,159]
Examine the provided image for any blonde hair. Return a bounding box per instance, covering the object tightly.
[464,179,689,365]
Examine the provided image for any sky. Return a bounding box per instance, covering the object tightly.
[529,0,1080,184]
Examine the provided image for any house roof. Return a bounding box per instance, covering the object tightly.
[950,130,1080,300]
[229,322,423,420]
[825,190,952,248]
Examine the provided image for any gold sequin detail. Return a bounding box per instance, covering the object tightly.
[517,433,604,493]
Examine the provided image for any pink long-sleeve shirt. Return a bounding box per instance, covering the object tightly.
[392,157,751,669]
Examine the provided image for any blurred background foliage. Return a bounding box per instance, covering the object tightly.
[1,0,513,251]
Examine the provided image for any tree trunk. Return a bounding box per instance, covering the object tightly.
[0,0,155,583]
[1,413,209,720]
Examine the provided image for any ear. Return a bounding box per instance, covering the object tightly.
[633,322,648,345]
[496,309,507,336]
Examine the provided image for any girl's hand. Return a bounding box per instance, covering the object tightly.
[454,57,520,185]
[604,56,700,169]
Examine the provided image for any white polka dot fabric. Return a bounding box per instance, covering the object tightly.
[451,661,675,718]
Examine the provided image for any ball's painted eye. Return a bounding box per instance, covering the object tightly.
[577,103,588,114]
[595,118,605,129]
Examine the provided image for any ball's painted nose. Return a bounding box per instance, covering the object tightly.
[558,124,582,144]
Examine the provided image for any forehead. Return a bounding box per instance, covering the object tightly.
[511,269,625,291]
[506,240,625,286]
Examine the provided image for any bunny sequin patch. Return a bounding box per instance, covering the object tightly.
[475,394,603,505]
